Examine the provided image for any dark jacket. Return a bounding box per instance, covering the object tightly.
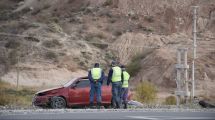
[88,68,105,84]
[107,67,124,86]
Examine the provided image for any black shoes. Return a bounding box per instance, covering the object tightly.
[89,102,102,109]
[89,102,94,109]
[123,103,127,109]
[97,102,102,109]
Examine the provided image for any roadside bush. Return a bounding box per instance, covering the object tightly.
[0,93,12,105]
[164,96,176,105]
[135,81,157,103]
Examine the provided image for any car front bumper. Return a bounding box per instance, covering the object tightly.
[32,95,50,106]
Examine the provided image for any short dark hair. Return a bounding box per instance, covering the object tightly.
[94,63,99,67]
[120,65,125,68]
[111,61,116,66]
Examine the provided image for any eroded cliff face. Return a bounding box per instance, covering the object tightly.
[0,0,214,98]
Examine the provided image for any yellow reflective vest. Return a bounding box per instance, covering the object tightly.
[111,66,122,82]
[122,71,130,88]
[91,68,102,81]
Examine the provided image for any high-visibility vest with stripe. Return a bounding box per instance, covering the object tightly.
[122,71,130,88]
[111,66,122,82]
[91,68,102,81]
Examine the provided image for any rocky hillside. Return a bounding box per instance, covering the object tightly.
[0,0,214,99]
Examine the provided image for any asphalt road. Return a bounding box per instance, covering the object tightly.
[1,109,215,120]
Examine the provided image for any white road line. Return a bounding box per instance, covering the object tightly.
[127,116,159,120]
[127,116,215,120]
[169,117,215,120]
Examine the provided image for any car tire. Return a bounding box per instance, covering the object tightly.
[51,96,66,109]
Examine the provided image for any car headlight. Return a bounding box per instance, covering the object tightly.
[37,92,47,96]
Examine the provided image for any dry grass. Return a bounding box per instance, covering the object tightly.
[0,80,36,106]
[42,39,62,48]
[134,81,157,104]
[164,96,176,105]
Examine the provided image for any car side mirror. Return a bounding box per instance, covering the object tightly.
[71,84,77,89]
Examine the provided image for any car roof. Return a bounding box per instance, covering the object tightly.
[78,76,88,80]
[77,76,107,81]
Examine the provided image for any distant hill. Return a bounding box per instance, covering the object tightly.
[0,0,214,100]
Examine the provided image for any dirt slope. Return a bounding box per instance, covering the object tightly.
[0,0,214,99]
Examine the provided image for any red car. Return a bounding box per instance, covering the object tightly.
[33,77,132,108]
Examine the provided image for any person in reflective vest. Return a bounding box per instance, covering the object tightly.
[88,63,105,108]
[121,65,130,109]
[107,61,123,109]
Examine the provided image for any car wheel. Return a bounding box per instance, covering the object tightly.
[51,96,66,109]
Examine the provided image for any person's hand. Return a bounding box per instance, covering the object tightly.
[94,81,98,84]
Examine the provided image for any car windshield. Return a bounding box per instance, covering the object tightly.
[63,78,76,87]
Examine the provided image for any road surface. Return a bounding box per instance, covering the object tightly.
[1,109,215,120]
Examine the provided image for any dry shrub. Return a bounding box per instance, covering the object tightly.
[135,81,157,103]
[42,39,62,48]
[48,22,63,33]
[164,96,176,105]
[45,51,58,60]
[103,0,113,6]
[127,49,154,77]
[85,32,107,42]
[5,40,21,49]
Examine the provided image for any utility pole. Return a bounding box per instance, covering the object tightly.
[191,6,198,99]
[175,48,190,106]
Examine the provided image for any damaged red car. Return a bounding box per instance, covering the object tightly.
[32,77,132,108]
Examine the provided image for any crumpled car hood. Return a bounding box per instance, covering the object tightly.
[36,86,64,94]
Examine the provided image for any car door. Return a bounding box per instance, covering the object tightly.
[101,79,112,104]
[68,79,90,105]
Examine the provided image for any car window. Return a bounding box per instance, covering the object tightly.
[63,78,76,87]
[103,79,108,86]
[76,79,90,88]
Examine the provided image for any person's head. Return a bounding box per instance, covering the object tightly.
[111,61,117,67]
[94,63,99,68]
[121,65,126,70]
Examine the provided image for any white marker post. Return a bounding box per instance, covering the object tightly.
[191,6,198,99]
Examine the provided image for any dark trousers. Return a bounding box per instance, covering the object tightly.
[112,81,122,108]
[89,82,102,104]
[121,87,128,109]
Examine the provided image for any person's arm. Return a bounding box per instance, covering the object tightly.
[121,70,124,83]
[98,71,105,84]
[107,68,113,86]
[88,71,94,83]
